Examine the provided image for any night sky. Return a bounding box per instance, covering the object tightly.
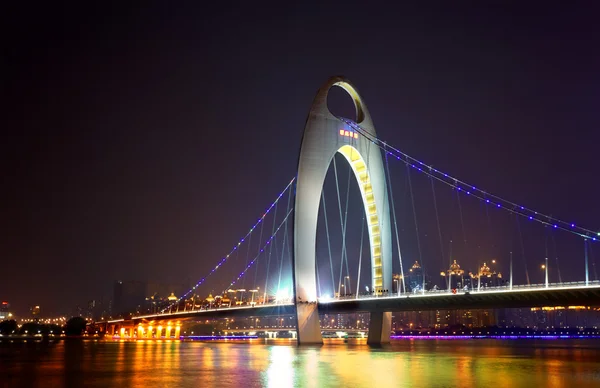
[3,2,599,316]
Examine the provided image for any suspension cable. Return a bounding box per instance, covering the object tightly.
[253,219,265,288]
[385,150,406,293]
[456,188,468,252]
[516,217,531,285]
[263,198,279,303]
[406,163,424,293]
[342,158,352,294]
[223,208,294,295]
[590,243,598,280]
[429,170,445,280]
[356,214,365,298]
[550,230,562,283]
[159,177,295,313]
[333,157,349,296]
[484,195,495,258]
[340,117,598,242]
[242,229,253,289]
[277,186,294,296]
[322,192,336,297]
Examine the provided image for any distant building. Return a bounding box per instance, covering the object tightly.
[0,301,12,320]
[30,305,40,318]
[440,259,505,291]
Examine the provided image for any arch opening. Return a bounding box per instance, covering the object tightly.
[327,86,359,123]
[327,82,365,124]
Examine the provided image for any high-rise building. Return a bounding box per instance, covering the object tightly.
[0,301,12,320]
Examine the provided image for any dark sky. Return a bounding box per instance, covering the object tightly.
[3,2,599,316]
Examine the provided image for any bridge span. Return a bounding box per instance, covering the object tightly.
[104,282,600,342]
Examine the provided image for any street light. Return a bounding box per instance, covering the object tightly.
[236,289,246,305]
[249,289,258,305]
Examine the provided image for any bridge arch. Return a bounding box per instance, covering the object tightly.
[292,76,392,344]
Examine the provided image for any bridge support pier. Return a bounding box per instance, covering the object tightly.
[367,311,391,345]
[296,303,323,345]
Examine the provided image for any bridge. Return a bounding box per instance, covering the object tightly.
[103,76,599,345]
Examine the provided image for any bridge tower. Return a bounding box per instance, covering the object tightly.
[293,76,393,345]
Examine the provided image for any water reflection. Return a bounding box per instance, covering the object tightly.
[1,339,600,387]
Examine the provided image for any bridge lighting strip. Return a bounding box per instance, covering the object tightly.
[158,177,296,313]
[186,335,258,340]
[222,208,294,293]
[391,335,599,340]
[339,118,599,243]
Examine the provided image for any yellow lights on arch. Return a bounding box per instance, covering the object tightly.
[337,144,383,290]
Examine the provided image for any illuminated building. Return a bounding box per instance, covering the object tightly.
[30,305,40,318]
[441,260,465,289]
[0,301,12,320]
[403,261,432,292]
[471,262,504,288]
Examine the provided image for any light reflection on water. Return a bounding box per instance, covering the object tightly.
[2,339,600,387]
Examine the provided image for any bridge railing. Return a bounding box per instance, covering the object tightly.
[121,280,600,320]
[321,280,600,303]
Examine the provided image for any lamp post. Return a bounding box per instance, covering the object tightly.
[227,289,236,307]
[542,263,548,288]
[345,276,351,295]
[237,289,246,305]
[509,251,513,291]
[249,289,258,306]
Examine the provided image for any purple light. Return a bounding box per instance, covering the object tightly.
[497,204,501,208]
[486,199,490,203]
[554,225,558,228]
[529,216,533,220]
[571,223,575,227]
[186,335,258,340]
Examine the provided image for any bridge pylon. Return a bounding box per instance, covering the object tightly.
[293,76,393,345]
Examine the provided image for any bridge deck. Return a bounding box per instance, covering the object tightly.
[105,283,600,324]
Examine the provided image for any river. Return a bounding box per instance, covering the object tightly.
[2,338,600,387]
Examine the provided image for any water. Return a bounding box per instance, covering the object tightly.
[2,339,600,387]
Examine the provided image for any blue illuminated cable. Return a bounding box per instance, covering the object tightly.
[158,177,296,313]
[339,117,598,242]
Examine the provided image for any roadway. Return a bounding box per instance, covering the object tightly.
[105,281,600,325]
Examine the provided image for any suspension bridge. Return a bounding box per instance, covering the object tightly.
[103,76,600,345]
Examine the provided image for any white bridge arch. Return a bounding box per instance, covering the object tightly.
[292,76,393,344]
